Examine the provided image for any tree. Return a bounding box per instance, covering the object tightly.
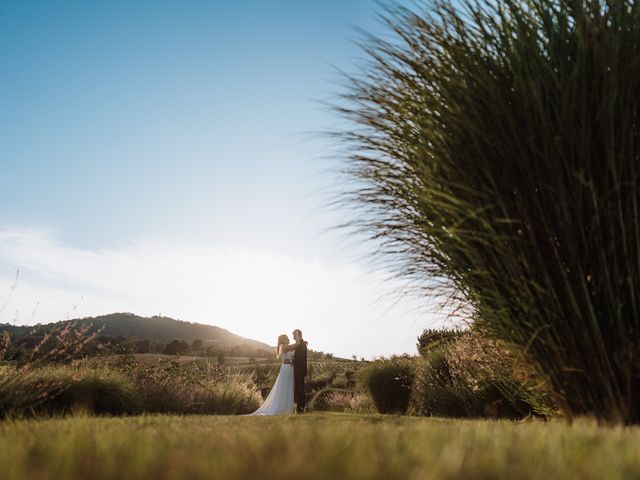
[133,339,151,354]
[163,340,189,356]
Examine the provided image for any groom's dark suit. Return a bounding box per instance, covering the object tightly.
[293,340,308,413]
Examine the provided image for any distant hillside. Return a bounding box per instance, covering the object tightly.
[0,312,273,351]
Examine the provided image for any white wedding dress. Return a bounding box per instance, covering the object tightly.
[249,350,295,415]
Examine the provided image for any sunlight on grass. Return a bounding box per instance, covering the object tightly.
[1,414,638,480]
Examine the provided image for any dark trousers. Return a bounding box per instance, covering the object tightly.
[294,368,306,412]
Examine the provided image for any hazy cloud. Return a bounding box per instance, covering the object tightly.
[0,226,441,358]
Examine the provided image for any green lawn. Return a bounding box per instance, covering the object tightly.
[1,413,638,480]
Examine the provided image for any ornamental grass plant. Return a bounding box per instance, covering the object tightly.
[338,0,640,423]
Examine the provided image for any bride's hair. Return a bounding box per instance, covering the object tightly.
[276,334,288,358]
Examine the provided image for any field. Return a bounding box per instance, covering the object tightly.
[2,413,639,480]
[110,353,276,366]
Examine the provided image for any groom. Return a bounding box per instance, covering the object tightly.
[283,329,308,413]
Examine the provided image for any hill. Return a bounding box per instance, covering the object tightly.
[0,312,273,351]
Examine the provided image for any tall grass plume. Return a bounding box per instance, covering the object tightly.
[337,0,640,423]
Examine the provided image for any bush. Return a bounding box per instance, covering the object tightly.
[309,388,376,414]
[330,373,351,390]
[409,348,471,418]
[0,365,69,418]
[163,340,189,356]
[192,373,261,415]
[445,330,556,418]
[0,365,140,418]
[345,391,376,414]
[409,329,557,419]
[43,369,140,416]
[310,388,350,411]
[416,329,462,357]
[357,357,414,414]
[0,357,263,418]
[108,356,261,415]
[305,376,331,393]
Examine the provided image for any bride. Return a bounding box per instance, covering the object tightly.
[248,334,294,415]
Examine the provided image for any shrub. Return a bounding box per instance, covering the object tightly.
[416,329,462,357]
[114,358,195,413]
[346,391,377,414]
[163,340,189,356]
[192,373,261,415]
[445,329,557,418]
[107,356,260,415]
[42,369,140,416]
[357,356,414,414]
[0,356,262,418]
[305,375,332,395]
[409,329,557,419]
[0,365,140,418]
[309,388,376,414]
[0,365,70,418]
[309,388,350,412]
[330,373,350,389]
[409,348,472,418]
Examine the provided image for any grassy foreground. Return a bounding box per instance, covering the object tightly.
[1,413,638,480]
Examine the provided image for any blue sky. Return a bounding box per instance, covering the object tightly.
[0,0,443,357]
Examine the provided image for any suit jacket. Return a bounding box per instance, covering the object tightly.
[293,340,308,377]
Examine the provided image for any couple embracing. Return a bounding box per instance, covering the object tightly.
[249,329,308,415]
